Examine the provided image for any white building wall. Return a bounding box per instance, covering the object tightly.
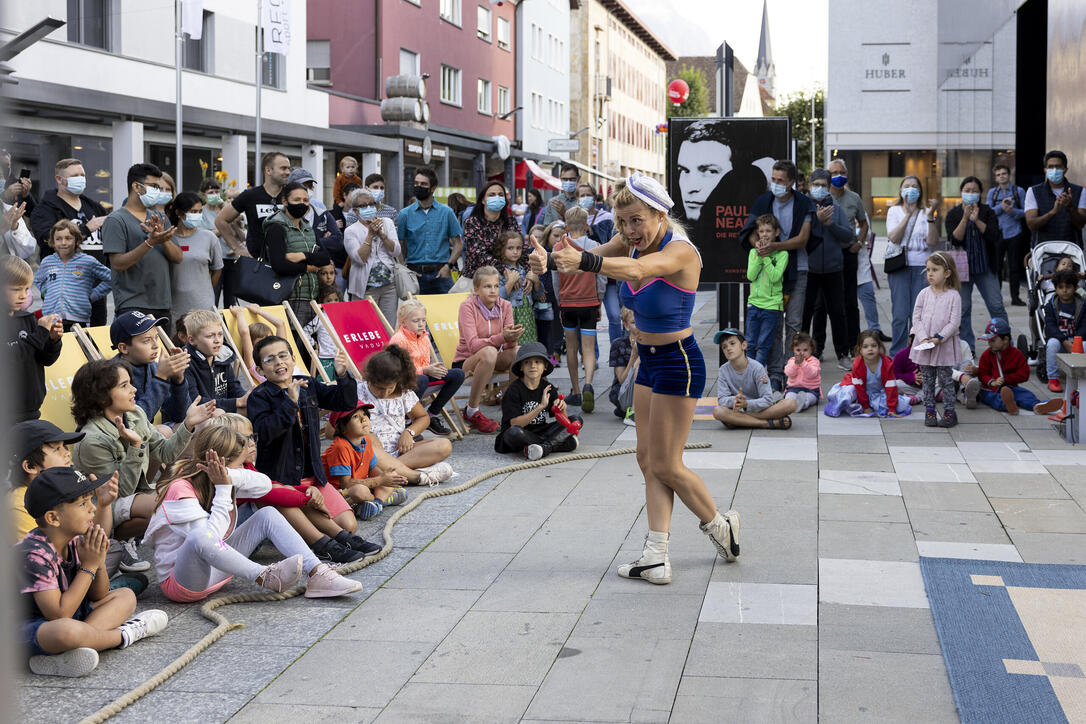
[517,0,571,157]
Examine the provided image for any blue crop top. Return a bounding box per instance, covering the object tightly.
[618,230,698,333]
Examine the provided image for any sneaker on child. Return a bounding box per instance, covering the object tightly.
[305,563,364,598]
[462,408,498,433]
[28,647,99,677]
[354,500,383,521]
[581,383,595,413]
[623,407,636,427]
[418,462,454,486]
[118,609,169,648]
[118,538,151,573]
[258,554,304,592]
[335,530,381,555]
[312,536,365,563]
[427,416,452,436]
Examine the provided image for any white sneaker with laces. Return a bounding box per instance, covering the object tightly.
[418,461,454,486]
[617,530,672,584]
[118,538,151,573]
[305,563,364,598]
[700,510,741,561]
[257,554,304,592]
[525,444,544,461]
[28,647,99,677]
[118,609,169,648]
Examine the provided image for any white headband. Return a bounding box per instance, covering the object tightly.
[625,172,673,213]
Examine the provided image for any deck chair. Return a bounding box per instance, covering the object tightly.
[40,332,90,430]
[222,305,306,382]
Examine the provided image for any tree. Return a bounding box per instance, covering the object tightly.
[666,64,710,119]
[772,87,825,179]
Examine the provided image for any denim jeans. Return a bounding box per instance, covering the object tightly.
[888,266,927,356]
[768,271,807,384]
[417,271,454,295]
[1047,337,1067,379]
[959,270,1007,353]
[602,280,625,344]
[415,369,467,413]
[979,385,1041,412]
[857,281,882,331]
[745,305,781,367]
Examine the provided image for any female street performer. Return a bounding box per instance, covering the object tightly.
[529,173,741,585]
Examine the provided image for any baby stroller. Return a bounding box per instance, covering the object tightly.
[1024,240,1086,381]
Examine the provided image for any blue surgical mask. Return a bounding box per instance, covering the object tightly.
[769,182,789,199]
[830,175,847,188]
[1047,168,1065,185]
[810,186,830,201]
[138,185,159,207]
[357,206,378,220]
[183,213,203,229]
[369,188,385,204]
[65,175,87,195]
[156,189,172,206]
[901,187,920,204]
[577,196,595,210]
[485,196,506,212]
[961,192,980,206]
[561,181,577,194]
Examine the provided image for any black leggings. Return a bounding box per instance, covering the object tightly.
[494,417,582,454]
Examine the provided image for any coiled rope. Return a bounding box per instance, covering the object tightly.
[78,441,711,723]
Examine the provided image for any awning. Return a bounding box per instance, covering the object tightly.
[515,159,562,190]
[563,158,618,183]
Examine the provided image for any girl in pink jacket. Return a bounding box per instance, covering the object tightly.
[784,332,822,411]
[452,266,524,432]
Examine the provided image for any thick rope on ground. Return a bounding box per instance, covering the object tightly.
[78,442,712,724]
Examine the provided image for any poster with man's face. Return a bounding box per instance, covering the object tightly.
[668,117,791,283]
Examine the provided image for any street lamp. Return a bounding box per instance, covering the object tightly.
[0,17,65,84]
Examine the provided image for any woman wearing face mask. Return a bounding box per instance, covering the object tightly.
[885,176,940,355]
[154,173,177,213]
[165,192,223,324]
[201,179,246,306]
[262,182,331,326]
[462,181,521,283]
[946,176,1004,353]
[344,188,401,322]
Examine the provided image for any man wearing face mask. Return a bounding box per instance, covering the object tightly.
[739,160,813,389]
[987,164,1028,306]
[543,164,581,226]
[101,163,180,331]
[397,167,463,295]
[364,173,399,223]
[31,160,110,283]
[1025,150,1085,247]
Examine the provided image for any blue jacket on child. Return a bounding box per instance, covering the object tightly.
[126,358,189,424]
[1043,294,1086,342]
[183,345,244,413]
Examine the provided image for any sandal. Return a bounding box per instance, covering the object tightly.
[766,416,792,430]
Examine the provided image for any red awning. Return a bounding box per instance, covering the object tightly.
[516,159,562,190]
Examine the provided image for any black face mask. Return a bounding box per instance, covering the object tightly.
[285,202,309,219]
[413,185,432,201]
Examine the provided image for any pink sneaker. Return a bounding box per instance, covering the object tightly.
[304,563,363,598]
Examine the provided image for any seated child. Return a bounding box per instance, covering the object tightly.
[453,265,523,432]
[824,330,911,418]
[33,219,111,330]
[608,307,639,424]
[321,403,410,520]
[70,358,217,567]
[357,346,455,482]
[5,255,63,422]
[215,413,376,563]
[183,309,247,414]
[303,284,342,380]
[712,328,797,429]
[17,467,166,677]
[1043,269,1086,393]
[976,318,1062,416]
[112,311,191,436]
[495,342,581,459]
[745,214,789,366]
[1037,253,1085,286]
[230,304,302,383]
[386,298,466,437]
[145,427,363,602]
[11,421,94,544]
[784,332,822,412]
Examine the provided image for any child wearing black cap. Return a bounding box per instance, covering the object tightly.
[16,467,167,677]
[496,341,581,459]
[111,310,191,434]
[712,328,797,429]
[10,420,97,543]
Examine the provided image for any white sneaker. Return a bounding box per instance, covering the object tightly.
[700,510,741,562]
[258,554,304,592]
[525,444,544,461]
[118,609,168,648]
[964,377,980,409]
[118,538,151,573]
[418,461,454,486]
[28,647,99,677]
[305,563,364,598]
[617,530,672,585]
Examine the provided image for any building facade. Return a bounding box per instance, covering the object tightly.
[2,0,391,208]
[568,0,673,186]
[517,0,571,159]
[825,0,1018,234]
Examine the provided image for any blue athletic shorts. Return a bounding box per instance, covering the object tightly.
[22,599,94,657]
[635,336,706,398]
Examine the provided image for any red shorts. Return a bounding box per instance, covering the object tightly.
[298,478,352,518]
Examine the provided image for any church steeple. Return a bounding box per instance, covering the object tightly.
[753,0,775,99]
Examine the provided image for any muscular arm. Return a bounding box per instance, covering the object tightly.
[595,239,700,286]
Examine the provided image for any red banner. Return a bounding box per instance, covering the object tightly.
[320,300,389,372]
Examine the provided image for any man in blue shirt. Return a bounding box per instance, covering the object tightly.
[987,163,1028,306]
[397,167,463,294]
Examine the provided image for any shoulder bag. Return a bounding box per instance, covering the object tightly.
[234,239,300,306]
[884,211,918,275]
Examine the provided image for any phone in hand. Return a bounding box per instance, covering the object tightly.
[19,169,30,179]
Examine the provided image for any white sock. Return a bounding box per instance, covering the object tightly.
[465,405,479,417]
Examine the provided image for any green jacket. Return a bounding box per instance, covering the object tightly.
[71,407,192,500]
[263,209,318,302]
[746,247,788,312]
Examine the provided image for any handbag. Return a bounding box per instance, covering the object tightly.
[392,257,419,299]
[234,253,299,306]
[945,248,970,282]
[884,211,919,275]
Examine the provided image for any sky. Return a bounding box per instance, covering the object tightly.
[622,0,829,101]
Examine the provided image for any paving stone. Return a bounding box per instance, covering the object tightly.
[947,423,1026,442]
[893,461,977,483]
[817,452,896,472]
[909,509,1011,544]
[990,497,1086,533]
[699,582,817,625]
[231,703,382,724]
[686,622,817,680]
[818,558,928,608]
[818,469,901,497]
[413,610,578,686]
[161,644,305,694]
[670,676,816,723]
[974,471,1071,499]
[819,493,909,523]
[576,592,704,638]
[473,568,603,613]
[17,685,129,724]
[734,478,817,508]
[818,650,957,722]
[888,445,964,463]
[955,440,1037,460]
[818,520,918,562]
[738,460,819,481]
[326,587,480,642]
[915,540,1022,562]
[1008,531,1086,563]
[818,435,889,454]
[375,683,537,724]
[881,430,955,446]
[708,522,818,586]
[899,481,993,512]
[424,513,544,553]
[682,451,746,469]
[111,691,252,724]
[819,603,941,655]
[385,551,514,589]
[747,436,818,461]
[818,415,887,436]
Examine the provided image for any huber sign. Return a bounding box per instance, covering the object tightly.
[667,117,791,284]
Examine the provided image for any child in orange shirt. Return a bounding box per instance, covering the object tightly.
[333,157,364,207]
[321,403,409,520]
[387,299,465,437]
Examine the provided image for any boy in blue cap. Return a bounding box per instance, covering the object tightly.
[976,318,1062,415]
[111,310,191,432]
